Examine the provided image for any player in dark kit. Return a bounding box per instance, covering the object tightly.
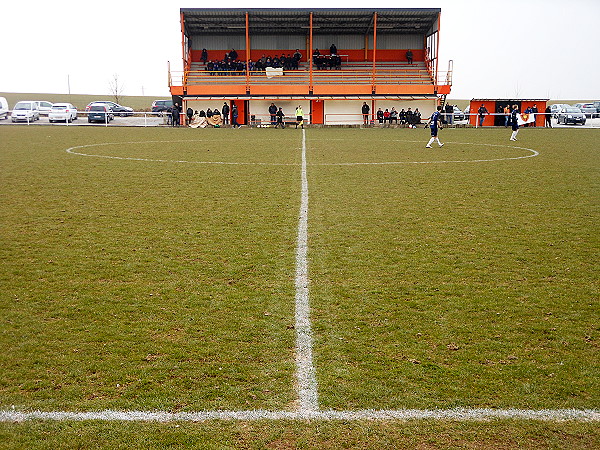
[510,105,519,141]
[425,106,444,148]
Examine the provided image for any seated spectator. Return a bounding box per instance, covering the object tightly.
[390,107,398,123]
[413,108,422,124]
[383,109,390,123]
[206,108,213,118]
[399,108,407,125]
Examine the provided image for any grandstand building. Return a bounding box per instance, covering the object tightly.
[169,8,453,125]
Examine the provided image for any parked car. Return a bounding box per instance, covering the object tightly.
[0,97,8,120]
[593,101,600,114]
[151,99,173,114]
[11,101,40,122]
[550,103,569,118]
[85,101,133,116]
[87,103,114,123]
[556,107,586,125]
[49,103,78,123]
[452,106,464,121]
[33,101,54,116]
[573,103,596,118]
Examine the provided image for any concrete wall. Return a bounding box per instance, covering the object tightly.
[324,99,437,125]
[249,100,311,125]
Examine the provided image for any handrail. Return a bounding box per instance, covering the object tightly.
[172,68,449,87]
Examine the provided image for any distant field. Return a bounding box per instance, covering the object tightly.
[0,126,598,447]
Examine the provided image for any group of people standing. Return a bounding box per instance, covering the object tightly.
[361,102,422,126]
[268,103,305,129]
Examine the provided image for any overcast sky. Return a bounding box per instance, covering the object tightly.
[1,0,598,100]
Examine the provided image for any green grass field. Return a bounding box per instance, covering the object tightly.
[0,126,598,447]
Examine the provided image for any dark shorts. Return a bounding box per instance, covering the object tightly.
[512,122,519,131]
[430,126,438,136]
[297,116,303,121]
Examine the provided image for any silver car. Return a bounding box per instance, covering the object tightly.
[11,101,40,122]
[49,103,78,123]
[573,103,596,118]
[556,107,586,125]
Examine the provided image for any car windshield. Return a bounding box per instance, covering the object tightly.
[15,103,31,110]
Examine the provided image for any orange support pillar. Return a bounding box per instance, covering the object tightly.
[245,12,250,92]
[309,12,313,92]
[372,12,377,93]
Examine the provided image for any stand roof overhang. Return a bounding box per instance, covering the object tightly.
[181,8,441,36]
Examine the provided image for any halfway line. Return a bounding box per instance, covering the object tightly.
[295,129,319,413]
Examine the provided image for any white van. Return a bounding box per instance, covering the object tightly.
[12,101,40,122]
[0,97,8,119]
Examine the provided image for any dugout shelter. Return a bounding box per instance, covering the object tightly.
[169,8,453,125]
[469,99,549,127]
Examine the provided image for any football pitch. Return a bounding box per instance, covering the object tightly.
[0,126,598,447]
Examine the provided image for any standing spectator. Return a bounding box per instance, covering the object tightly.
[222,102,230,125]
[377,108,384,124]
[445,103,453,125]
[172,103,180,127]
[531,104,538,127]
[186,106,194,125]
[544,105,552,128]
[405,50,413,64]
[330,43,337,55]
[293,49,302,69]
[425,106,444,148]
[504,105,511,127]
[268,103,277,126]
[362,102,370,125]
[406,107,414,126]
[201,48,208,64]
[275,107,285,128]
[477,104,488,127]
[295,105,304,129]
[231,103,240,128]
[229,49,238,60]
[510,104,519,141]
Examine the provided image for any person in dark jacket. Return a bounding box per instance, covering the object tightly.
[171,103,180,127]
[275,107,285,128]
[222,102,230,125]
[269,103,277,126]
[362,102,370,125]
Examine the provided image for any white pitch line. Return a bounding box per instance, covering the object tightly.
[1,408,598,423]
[295,128,319,414]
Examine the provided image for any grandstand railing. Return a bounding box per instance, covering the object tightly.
[170,69,452,89]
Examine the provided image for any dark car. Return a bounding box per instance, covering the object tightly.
[151,99,173,114]
[556,107,586,125]
[85,101,133,117]
[87,104,115,123]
